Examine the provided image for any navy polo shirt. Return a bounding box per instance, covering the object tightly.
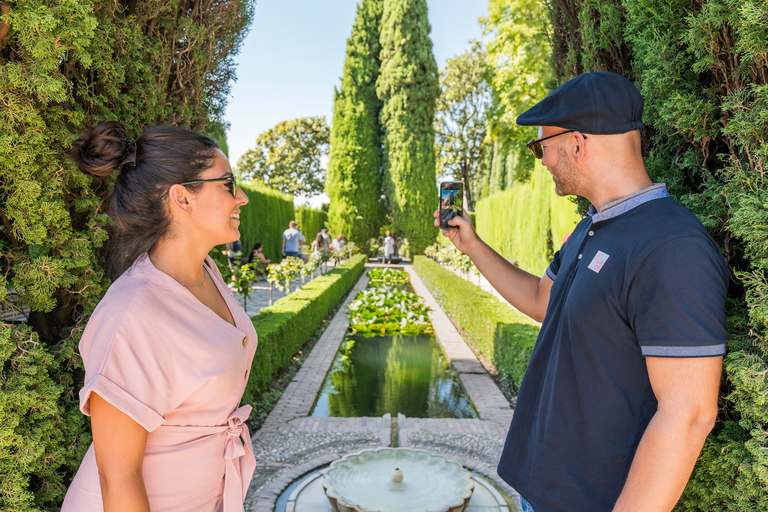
[497,184,728,512]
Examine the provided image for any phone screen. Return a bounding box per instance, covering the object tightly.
[439,181,464,229]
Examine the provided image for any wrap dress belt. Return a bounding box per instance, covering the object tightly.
[153,405,256,512]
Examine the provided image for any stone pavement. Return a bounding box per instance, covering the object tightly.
[243,264,522,512]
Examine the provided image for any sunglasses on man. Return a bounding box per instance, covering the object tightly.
[163,175,238,199]
[526,130,587,159]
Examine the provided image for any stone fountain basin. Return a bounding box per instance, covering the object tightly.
[322,447,475,512]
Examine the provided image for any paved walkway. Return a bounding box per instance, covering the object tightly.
[243,264,521,512]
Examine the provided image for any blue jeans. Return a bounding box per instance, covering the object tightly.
[520,497,535,512]
[283,251,301,258]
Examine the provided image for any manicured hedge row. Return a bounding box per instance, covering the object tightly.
[295,206,327,242]
[238,184,294,263]
[242,254,367,404]
[414,256,539,391]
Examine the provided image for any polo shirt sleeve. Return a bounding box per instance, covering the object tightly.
[627,235,727,358]
[547,249,563,281]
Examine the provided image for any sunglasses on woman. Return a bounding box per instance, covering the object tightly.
[163,175,238,199]
[526,130,587,159]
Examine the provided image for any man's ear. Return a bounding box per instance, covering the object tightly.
[572,131,588,159]
[167,184,193,214]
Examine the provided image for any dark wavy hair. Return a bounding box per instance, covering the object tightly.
[71,121,220,277]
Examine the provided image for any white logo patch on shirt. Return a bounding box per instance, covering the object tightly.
[588,251,610,273]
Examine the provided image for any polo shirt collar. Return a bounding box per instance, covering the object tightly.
[587,183,669,223]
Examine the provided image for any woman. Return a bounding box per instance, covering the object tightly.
[62,121,256,512]
[383,230,396,264]
[310,233,326,255]
[247,242,271,265]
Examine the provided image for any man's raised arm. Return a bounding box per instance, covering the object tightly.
[434,210,553,322]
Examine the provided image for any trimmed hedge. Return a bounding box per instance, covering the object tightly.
[295,206,327,243]
[238,184,294,263]
[242,254,367,404]
[475,160,581,276]
[414,256,539,392]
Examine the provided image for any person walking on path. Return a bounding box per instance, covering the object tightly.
[63,121,257,512]
[436,71,728,512]
[383,230,396,264]
[282,220,306,260]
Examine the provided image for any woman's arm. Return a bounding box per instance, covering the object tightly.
[90,392,151,512]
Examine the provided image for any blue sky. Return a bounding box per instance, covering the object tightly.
[224,0,488,206]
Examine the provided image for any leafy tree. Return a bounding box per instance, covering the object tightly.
[479,0,553,184]
[0,0,253,509]
[236,116,330,197]
[376,0,440,254]
[325,0,385,249]
[434,41,492,211]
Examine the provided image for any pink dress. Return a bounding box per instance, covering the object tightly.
[62,254,257,512]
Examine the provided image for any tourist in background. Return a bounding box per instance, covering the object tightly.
[281,220,305,260]
[383,230,395,264]
[311,233,327,255]
[63,121,257,512]
[330,233,345,252]
[248,242,271,265]
[320,227,331,247]
[225,238,242,266]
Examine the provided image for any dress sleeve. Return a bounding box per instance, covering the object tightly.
[627,235,728,357]
[79,296,197,432]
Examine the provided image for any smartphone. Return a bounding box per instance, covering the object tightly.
[439,181,464,229]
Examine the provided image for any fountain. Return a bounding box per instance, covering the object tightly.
[322,448,475,512]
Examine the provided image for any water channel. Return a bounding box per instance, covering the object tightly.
[310,279,478,419]
[274,270,516,511]
[311,332,478,419]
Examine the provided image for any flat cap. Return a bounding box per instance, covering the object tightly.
[517,71,644,134]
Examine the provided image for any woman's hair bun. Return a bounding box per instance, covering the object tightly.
[71,120,134,178]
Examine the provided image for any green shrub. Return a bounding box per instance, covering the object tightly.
[295,206,327,242]
[237,184,294,263]
[413,256,539,391]
[243,254,367,403]
[475,161,581,276]
[0,1,253,509]
[539,0,768,507]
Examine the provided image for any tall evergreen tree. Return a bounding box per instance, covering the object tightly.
[325,0,385,248]
[489,139,507,195]
[376,0,440,254]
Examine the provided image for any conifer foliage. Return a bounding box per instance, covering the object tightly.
[544,0,768,508]
[376,0,440,254]
[325,0,385,249]
[0,1,253,509]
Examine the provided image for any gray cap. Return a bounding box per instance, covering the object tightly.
[517,71,644,135]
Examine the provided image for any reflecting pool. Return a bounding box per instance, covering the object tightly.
[311,333,478,419]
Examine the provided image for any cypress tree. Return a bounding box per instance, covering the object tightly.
[376,0,440,254]
[489,139,507,194]
[325,0,385,248]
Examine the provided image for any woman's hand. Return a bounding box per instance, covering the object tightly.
[90,393,151,512]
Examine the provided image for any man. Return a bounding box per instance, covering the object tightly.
[282,220,305,259]
[435,72,728,511]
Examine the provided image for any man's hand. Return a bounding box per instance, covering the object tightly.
[433,209,480,256]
